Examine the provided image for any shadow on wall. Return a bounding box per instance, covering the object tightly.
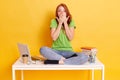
[38,11,54,47]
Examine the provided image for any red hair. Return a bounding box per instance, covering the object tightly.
[55,3,72,24]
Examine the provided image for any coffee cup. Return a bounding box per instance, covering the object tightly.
[22,54,28,64]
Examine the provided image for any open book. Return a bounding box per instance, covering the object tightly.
[31,55,46,61]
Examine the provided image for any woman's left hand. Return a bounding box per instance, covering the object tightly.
[64,16,69,23]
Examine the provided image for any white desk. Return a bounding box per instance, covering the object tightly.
[12,58,104,80]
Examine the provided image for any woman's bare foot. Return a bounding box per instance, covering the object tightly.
[59,60,64,64]
[59,57,65,64]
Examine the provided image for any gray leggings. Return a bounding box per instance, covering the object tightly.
[40,46,88,65]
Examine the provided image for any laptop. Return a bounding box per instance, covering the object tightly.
[17,43,32,62]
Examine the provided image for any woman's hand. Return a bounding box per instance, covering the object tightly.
[56,17,64,25]
[64,16,69,24]
[56,13,67,24]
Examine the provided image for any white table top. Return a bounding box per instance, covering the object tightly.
[12,58,104,70]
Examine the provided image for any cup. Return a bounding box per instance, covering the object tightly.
[22,54,28,64]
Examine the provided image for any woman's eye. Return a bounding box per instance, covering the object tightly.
[58,10,62,12]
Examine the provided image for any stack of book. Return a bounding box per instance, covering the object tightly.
[81,47,98,63]
[81,47,97,55]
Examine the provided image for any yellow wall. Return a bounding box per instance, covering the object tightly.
[0,0,120,80]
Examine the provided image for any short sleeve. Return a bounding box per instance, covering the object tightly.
[69,20,76,29]
[50,19,58,28]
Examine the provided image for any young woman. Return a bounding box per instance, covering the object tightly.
[40,3,89,65]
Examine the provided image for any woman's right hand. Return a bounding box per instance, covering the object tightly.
[56,13,66,24]
[56,17,64,25]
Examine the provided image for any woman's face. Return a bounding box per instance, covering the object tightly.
[57,6,66,18]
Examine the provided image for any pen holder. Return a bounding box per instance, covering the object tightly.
[89,53,96,63]
[89,49,97,63]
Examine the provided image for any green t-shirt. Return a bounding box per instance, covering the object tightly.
[50,19,76,51]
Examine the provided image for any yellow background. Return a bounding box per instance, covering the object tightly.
[0,0,120,80]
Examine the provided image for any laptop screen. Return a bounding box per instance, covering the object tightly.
[17,43,31,61]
